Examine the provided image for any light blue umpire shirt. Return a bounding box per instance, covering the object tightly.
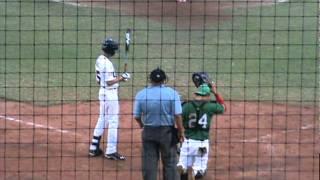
[134,84,182,127]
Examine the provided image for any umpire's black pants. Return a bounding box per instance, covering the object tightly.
[142,126,178,180]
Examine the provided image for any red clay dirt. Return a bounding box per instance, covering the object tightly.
[0,99,318,180]
[1,0,318,180]
[68,0,275,29]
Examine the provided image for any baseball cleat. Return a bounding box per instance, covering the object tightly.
[105,152,126,160]
[195,170,205,179]
[89,148,103,157]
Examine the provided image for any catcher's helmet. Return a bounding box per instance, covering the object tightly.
[192,72,212,88]
[102,38,119,56]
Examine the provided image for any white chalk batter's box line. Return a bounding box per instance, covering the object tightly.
[0,115,71,134]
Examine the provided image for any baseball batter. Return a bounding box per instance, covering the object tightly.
[177,83,226,179]
[89,38,130,160]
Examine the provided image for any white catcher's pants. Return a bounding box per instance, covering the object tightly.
[93,89,119,154]
[177,138,209,174]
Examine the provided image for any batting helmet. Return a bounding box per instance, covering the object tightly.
[102,38,119,56]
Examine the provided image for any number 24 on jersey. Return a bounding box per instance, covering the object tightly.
[188,113,208,129]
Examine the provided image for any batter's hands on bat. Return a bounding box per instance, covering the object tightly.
[121,72,131,81]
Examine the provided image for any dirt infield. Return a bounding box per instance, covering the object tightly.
[61,0,277,29]
[0,99,318,180]
[2,0,318,179]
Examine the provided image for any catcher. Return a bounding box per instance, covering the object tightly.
[177,72,226,179]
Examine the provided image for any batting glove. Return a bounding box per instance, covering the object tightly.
[121,72,131,80]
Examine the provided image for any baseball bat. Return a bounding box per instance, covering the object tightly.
[124,29,131,72]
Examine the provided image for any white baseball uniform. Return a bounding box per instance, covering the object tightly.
[90,54,119,154]
[177,139,209,174]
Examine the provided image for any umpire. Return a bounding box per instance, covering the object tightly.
[133,68,185,180]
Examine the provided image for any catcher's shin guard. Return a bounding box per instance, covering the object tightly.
[89,136,103,157]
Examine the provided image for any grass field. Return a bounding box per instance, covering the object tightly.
[0,0,318,105]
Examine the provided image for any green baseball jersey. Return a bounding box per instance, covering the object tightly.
[182,100,225,141]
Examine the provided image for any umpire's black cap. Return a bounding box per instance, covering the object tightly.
[150,67,167,83]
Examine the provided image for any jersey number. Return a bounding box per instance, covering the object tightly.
[96,71,117,80]
[96,71,101,83]
[188,113,208,129]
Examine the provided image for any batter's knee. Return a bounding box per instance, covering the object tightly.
[108,118,119,129]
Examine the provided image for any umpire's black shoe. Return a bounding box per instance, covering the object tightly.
[89,148,103,157]
[105,152,126,160]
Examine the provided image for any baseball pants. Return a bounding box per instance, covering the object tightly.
[177,138,209,174]
[142,126,179,180]
[92,89,119,154]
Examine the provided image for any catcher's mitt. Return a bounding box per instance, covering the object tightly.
[192,72,212,88]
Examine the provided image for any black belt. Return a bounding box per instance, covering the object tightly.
[144,125,174,128]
